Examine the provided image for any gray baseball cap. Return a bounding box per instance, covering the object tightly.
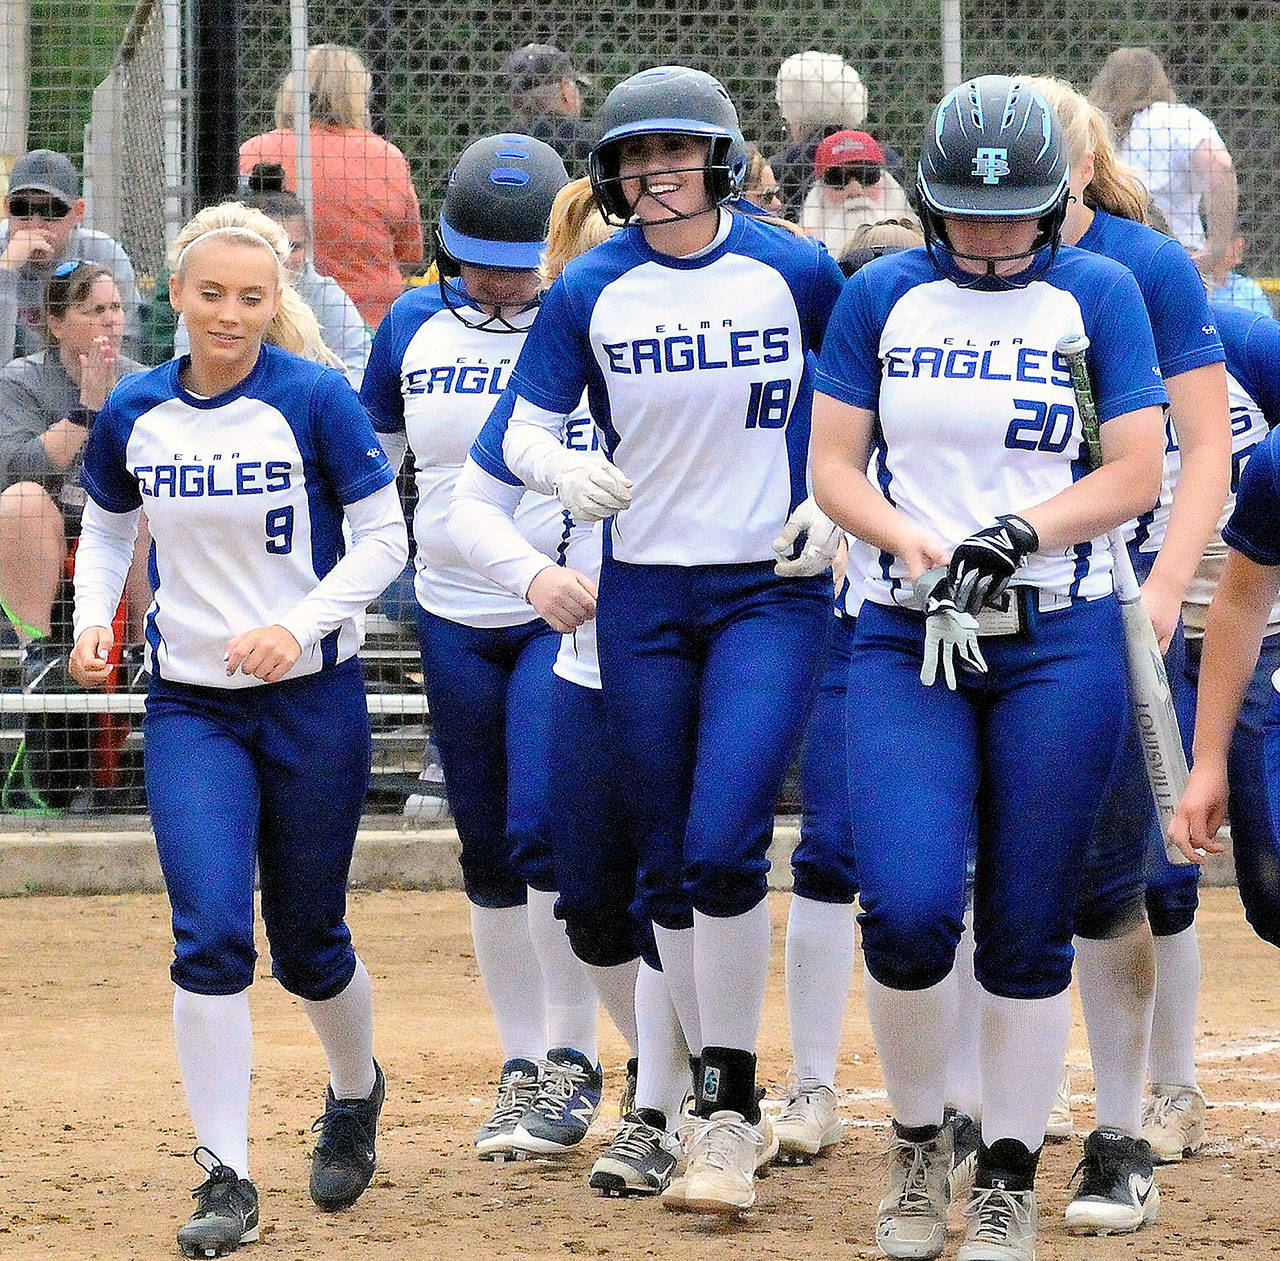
[504,44,589,97]
[8,149,79,201]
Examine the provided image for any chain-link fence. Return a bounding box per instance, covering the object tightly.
[0,0,1276,821]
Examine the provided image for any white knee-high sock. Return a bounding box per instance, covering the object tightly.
[585,959,640,1055]
[173,988,252,1178]
[526,888,598,1060]
[981,989,1073,1149]
[470,902,546,1064]
[1075,924,1156,1135]
[634,961,692,1123]
[785,895,856,1088]
[652,924,702,1055]
[1150,925,1201,1087]
[863,970,953,1129]
[299,956,377,1100]
[694,901,771,1051]
[944,910,983,1119]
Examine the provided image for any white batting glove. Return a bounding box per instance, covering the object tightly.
[772,496,842,577]
[920,585,988,690]
[552,453,633,522]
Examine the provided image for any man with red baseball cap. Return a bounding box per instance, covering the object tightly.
[800,129,915,254]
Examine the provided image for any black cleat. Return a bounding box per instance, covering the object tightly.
[1064,1127,1159,1235]
[309,1060,386,1211]
[177,1147,259,1258]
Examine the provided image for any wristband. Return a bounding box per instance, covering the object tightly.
[67,405,98,428]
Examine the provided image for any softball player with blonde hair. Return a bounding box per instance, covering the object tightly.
[70,213,407,1256]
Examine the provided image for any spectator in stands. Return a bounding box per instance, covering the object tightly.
[799,130,914,257]
[240,43,425,330]
[0,150,143,365]
[768,51,870,219]
[173,165,371,388]
[1090,47,1237,275]
[504,43,596,172]
[1201,220,1273,318]
[738,143,784,215]
[0,263,147,688]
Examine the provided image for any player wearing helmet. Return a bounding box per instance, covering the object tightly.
[811,76,1168,1261]
[499,65,845,1214]
[361,136,614,1163]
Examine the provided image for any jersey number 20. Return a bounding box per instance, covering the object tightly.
[265,505,294,554]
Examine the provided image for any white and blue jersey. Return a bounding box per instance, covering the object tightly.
[80,345,395,688]
[508,211,846,565]
[468,387,603,687]
[814,245,1168,606]
[1185,302,1280,636]
[1076,208,1226,558]
[361,285,566,627]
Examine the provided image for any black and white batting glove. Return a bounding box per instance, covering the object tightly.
[772,496,842,577]
[552,453,633,522]
[920,578,988,690]
[947,514,1039,615]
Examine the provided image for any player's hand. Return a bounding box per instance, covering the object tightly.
[527,565,597,633]
[772,496,842,577]
[947,514,1039,615]
[1138,574,1181,655]
[919,576,987,690]
[79,335,118,412]
[70,626,115,688]
[0,227,55,269]
[895,528,949,582]
[552,454,632,522]
[224,624,302,682]
[1167,760,1229,864]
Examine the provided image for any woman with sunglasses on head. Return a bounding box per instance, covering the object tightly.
[811,76,1167,1261]
[362,136,615,1162]
[0,263,146,696]
[499,66,844,1214]
[68,205,407,1256]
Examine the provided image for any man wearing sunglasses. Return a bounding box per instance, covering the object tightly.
[0,149,142,364]
[799,129,915,256]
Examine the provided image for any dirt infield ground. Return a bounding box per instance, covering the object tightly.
[5,886,1280,1259]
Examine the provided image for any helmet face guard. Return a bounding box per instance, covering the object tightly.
[917,75,1070,289]
[588,68,747,226]
[436,133,567,331]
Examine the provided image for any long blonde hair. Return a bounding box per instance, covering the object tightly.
[540,178,615,286]
[1024,74,1150,224]
[170,202,343,369]
[1088,47,1177,144]
[275,43,372,131]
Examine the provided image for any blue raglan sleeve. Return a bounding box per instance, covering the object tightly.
[812,268,885,412]
[1223,428,1280,565]
[803,246,847,352]
[469,389,525,488]
[360,304,408,435]
[80,396,143,513]
[1145,238,1225,378]
[312,370,397,504]
[1241,313,1280,427]
[509,278,593,414]
[1082,270,1169,422]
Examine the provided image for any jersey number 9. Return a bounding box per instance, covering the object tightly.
[266,505,294,555]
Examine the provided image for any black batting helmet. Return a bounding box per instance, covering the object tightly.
[589,66,746,224]
[436,133,569,275]
[917,76,1070,283]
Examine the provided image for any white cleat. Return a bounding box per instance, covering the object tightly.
[664,1111,773,1215]
[957,1186,1039,1261]
[773,1081,844,1164]
[875,1125,952,1259]
[1141,1083,1206,1163]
